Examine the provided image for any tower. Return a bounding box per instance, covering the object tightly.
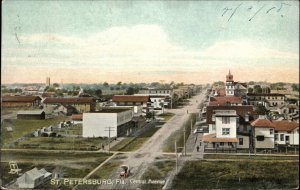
[46,77,50,87]
[225,70,234,96]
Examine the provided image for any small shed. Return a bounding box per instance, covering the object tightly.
[17,110,46,120]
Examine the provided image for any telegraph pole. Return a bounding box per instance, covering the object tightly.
[175,141,178,174]
[105,127,115,154]
[183,125,186,156]
[191,118,193,135]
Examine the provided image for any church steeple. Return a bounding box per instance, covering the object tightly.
[226,70,233,82]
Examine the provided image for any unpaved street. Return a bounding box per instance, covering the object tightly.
[96,90,207,189]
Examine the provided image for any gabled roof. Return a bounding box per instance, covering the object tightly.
[2,96,41,102]
[17,167,50,183]
[112,95,150,102]
[209,96,242,106]
[44,97,95,104]
[272,121,298,132]
[251,118,275,128]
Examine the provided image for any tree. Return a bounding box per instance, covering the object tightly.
[253,85,262,93]
[255,104,269,115]
[248,88,253,93]
[95,89,102,97]
[117,81,122,86]
[126,87,135,95]
[146,112,153,119]
[291,84,299,91]
[103,82,109,87]
[53,83,60,88]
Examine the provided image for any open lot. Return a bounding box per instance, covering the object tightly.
[172,160,299,189]
[111,127,160,152]
[1,151,111,188]
[1,116,69,147]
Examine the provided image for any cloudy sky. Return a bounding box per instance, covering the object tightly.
[2,1,299,84]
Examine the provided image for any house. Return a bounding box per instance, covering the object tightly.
[209,96,243,106]
[250,116,275,150]
[273,121,299,146]
[247,93,286,109]
[17,167,52,189]
[112,95,150,109]
[2,96,41,108]
[43,97,96,113]
[234,82,248,97]
[17,110,45,120]
[82,108,134,138]
[138,88,173,97]
[204,105,254,150]
[54,104,78,116]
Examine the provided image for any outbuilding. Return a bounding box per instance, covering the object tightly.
[17,110,45,120]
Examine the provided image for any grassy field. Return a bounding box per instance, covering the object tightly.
[162,113,197,152]
[204,154,299,160]
[141,161,175,190]
[1,116,69,147]
[111,127,160,152]
[172,160,299,189]
[16,136,107,150]
[1,151,111,188]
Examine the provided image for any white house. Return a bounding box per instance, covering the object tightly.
[17,168,52,189]
[273,121,299,146]
[250,116,275,149]
[82,108,133,138]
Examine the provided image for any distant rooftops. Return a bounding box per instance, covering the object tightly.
[112,95,150,102]
[247,93,285,96]
[2,95,41,102]
[209,96,242,106]
[88,108,132,113]
[43,97,95,104]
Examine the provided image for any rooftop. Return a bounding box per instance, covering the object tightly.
[273,121,298,132]
[112,95,150,102]
[43,97,95,104]
[251,118,275,128]
[209,96,242,106]
[203,133,239,143]
[2,95,41,102]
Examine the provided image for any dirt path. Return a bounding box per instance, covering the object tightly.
[97,91,207,189]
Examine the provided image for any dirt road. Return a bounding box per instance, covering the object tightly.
[96,91,207,189]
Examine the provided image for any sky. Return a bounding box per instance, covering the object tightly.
[2,0,299,84]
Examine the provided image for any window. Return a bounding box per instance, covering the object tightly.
[220,142,224,146]
[222,117,230,124]
[239,138,243,145]
[256,136,265,141]
[270,129,274,135]
[280,134,284,141]
[222,128,230,135]
[275,134,278,141]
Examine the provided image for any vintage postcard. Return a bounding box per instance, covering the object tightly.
[1,1,299,190]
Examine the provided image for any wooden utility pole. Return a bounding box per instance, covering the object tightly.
[183,125,186,156]
[175,141,178,174]
[105,127,115,154]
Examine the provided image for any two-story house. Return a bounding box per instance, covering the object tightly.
[203,105,254,151]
